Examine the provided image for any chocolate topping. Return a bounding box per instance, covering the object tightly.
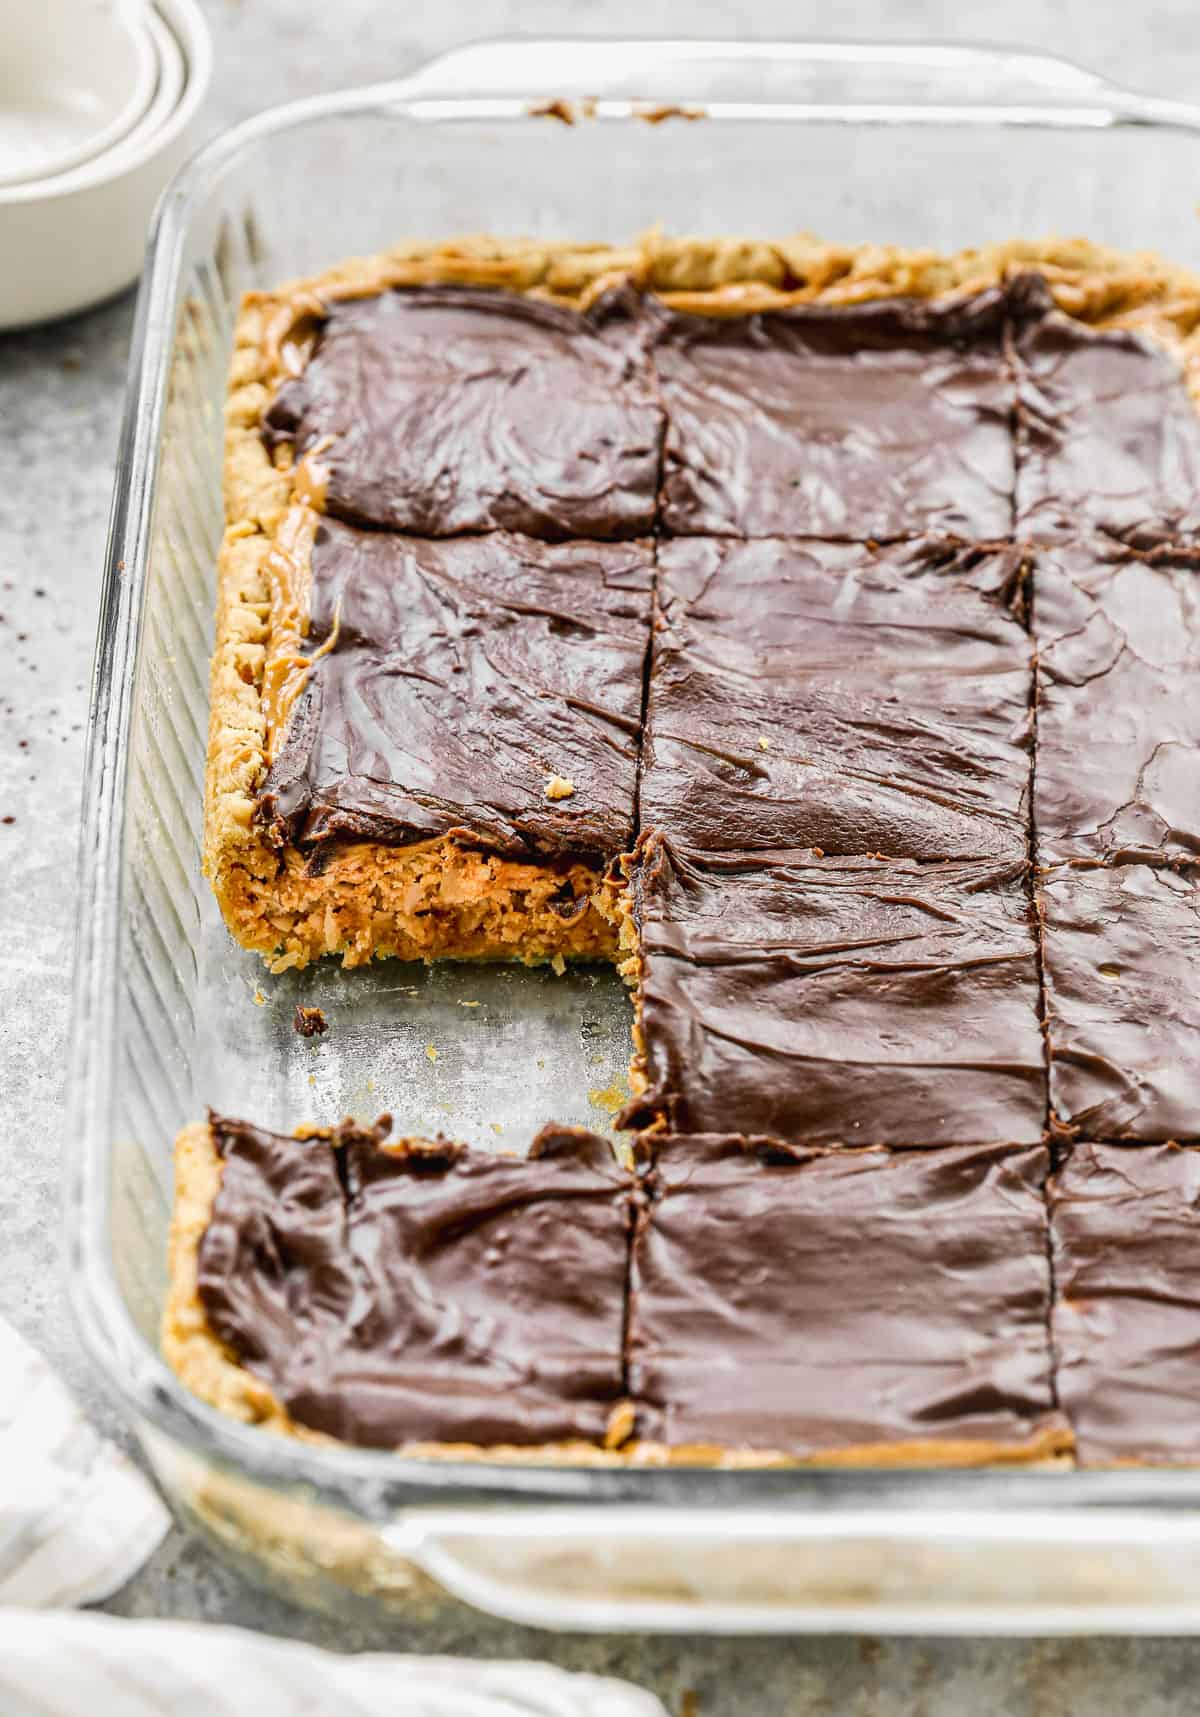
[264,285,663,540]
[257,521,653,859]
[197,1115,634,1449]
[641,536,1032,865]
[198,265,1200,1460]
[630,1137,1063,1458]
[623,839,1047,1146]
[1013,275,1200,546]
[1050,1142,1200,1464]
[650,286,1016,539]
[1040,864,1200,1140]
[1033,538,1200,867]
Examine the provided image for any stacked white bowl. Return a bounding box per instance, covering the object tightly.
[0,0,212,328]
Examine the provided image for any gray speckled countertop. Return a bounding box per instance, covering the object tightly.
[5,3,1200,1710]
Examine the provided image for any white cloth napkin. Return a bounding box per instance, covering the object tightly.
[0,1317,666,1717]
[0,1316,170,1607]
[0,1614,668,1717]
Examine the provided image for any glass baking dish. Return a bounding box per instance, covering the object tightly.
[68,37,1200,1634]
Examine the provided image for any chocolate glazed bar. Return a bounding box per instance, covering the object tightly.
[626,1135,1070,1465]
[650,285,1017,540]
[1050,1143,1200,1464]
[211,515,654,970]
[166,1114,638,1456]
[176,231,1200,1465]
[622,840,1046,1148]
[262,284,663,540]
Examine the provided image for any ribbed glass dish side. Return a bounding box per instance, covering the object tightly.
[110,238,231,1339]
[68,42,1200,1632]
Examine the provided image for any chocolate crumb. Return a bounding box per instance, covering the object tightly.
[293,1004,328,1038]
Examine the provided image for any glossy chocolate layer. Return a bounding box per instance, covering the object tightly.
[1040,864,1200,1140]
[623,839,1047,1146]
[630,1137,1063,1458]
[1013,275,1200,546]
[196,1115,634,1449]
[650,286,1016,539]
[257,521,653,859]
[1051,1142,1200,1465]
[1033,539,1200,867]
[640,536,1032,865]
[264,285,663,539]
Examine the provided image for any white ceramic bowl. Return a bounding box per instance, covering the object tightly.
[0,0,157,188]
[0,0,211,329]
[119,7,187,161]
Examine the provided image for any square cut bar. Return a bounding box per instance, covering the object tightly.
[1039,864,1200,1140]
[207,514,653,969]
[650,284,1016,539]
[627,1136,1070,1465]
[621,839,1047,1147]
[164,1115,635,1452]
[1050,1142,1200,1465]
[1032,538,1200,868]
[262,284,664,540]
[640,536,1033,865]
[1012,274,1200,547]
[260,516,652,857]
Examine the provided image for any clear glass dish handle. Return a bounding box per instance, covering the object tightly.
[392,38,1200,131]
[388,1504,1200,1633]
